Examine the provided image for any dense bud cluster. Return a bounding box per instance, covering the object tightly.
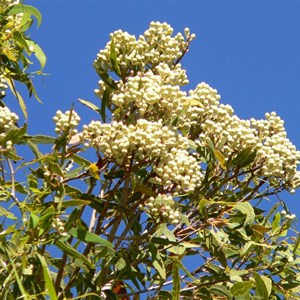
[107,70,188,119]
[0,106,18,151]
[0,0,19,8]
[94,21,195,74]
[53,110,80,136]
[87,22,300,224]
[0,106,18,137]
[0,76,8,98]
[143,194,180,224]
[52,217,67,237]
[81,119,201,193]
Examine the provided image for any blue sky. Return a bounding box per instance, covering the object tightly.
[22,0,300,218]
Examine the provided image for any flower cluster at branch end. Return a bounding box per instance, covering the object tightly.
[81,119,202,193]
[53,110,81,137]
[86,21,300,225]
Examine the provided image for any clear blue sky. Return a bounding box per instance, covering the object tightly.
[23,0,300,218]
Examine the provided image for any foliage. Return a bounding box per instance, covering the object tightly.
[0,2,300,300]
[0,0,45,118]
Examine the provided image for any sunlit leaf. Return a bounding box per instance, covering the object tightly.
[230,281,254,296]
[69,228,113,248]
[254,272,270,299]
[37,254,58,300]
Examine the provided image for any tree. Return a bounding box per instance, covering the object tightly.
[0,1,300,299]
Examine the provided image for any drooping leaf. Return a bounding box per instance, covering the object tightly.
[210,284,232,299]
[37,254,58,300]
[253,272,270,299]
[172,260,180,300]
[78,98,101,113]
[55,240,94,268]
[234,202,255,227]
[69,228,113,249]
[214,149,227,170]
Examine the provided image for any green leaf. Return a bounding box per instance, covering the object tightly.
[230,281,254,296]
[55,240,94,268]
[210,284,232,299]
[29,134,56,144]
[78,98,101,113]
[234,202,255,227]
[69,228,113,248]
[13,31,30,52]
[230,148,256,168]
[253,272,270,299]
[37,254,58,300]
[32,42,47,69]
[101,86,111,122]
[8,4,42,28]
[97,69,118,90]
[29,212,39,229]
[152,257,166,280]
[213,149,227,170]
[0,206,17,220]
[6,78,28,119]
[61,199,91,208]
[110,39,121,77]
[172,260,180,300]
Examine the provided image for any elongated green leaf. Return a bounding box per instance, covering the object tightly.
[29,134,56,144]
[55,240,93,268]
[61,199,91,208]
[8,4,42,27]
[33,42,46,69]
[8,253,29,298]
[78,98,101,113]
[172,260,180,300]
[153,258,166,280]
[13,31,30,51]
[37,254,58,300]
[97,69,118,90]
[234,202,255,227]
[230,281,254,296]
[210,284,232,299]
[101,86,111,122]
[176,260,196,281]
[110,40,121,77]
[69,228,113,248]
[253,272,269,299]
[0,206,17,220]
[6,78,28,119]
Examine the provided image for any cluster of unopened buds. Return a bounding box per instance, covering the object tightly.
[142,194,181,224]
[0,76,7,98]
[81,118,202,193]
[94,21,195,75]
[52,217,67,237]
[0,106,18,151]
[281,210,296,221]
[53,110,81,136]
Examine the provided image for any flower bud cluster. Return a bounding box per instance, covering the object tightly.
[152,148,202,193]
[94,21,195,74]
[281,210,296,221]
[81,119,201,193]
[0,106,18,139]
[143,194,180,224]
[191,83,300,188]
[0,0,19,8]
[108,70,187,118]
[53,110,81,136]
[0,76,8,98]
[52,217,67,237]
